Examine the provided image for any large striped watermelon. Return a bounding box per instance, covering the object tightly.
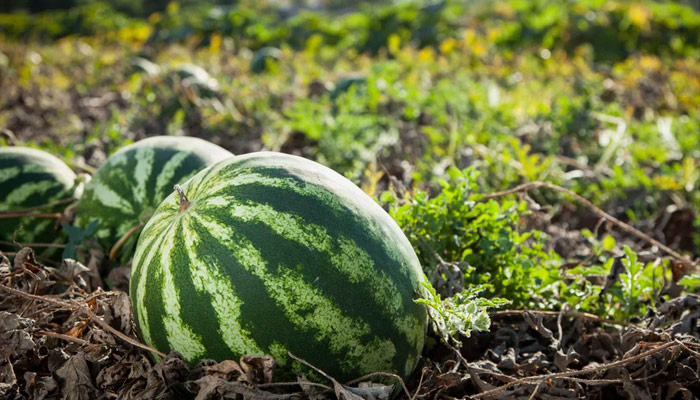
[130,152,429,382]
[0,147,77,257]
[74,136,233,262]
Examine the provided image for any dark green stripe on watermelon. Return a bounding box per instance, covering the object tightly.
[2,172,66,208]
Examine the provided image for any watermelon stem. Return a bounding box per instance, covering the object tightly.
[173,185,191,213]
[109,222,144,261]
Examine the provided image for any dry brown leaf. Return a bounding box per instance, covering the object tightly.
[189,375,300,400]
[54,259,91,290]
[23,371,58,400]
[241,354,276,384]
[55,352,97,400]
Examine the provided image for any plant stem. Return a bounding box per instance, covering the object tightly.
[0,211,65,220]
[173,184,190,213]
[109,223,144,261]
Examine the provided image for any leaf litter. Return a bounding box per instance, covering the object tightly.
[0,248,698,400]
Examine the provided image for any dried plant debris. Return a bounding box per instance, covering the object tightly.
[445,310,700,400]
[1,247,699,399]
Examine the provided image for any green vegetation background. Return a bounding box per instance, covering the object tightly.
[1,0,698,328]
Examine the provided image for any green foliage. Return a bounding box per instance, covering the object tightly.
[488,0,700,62]
[0,2,148,40]
[385,167,560,308]
[61,219,99,260]
[280,76,398,178]
[562,242,670,322]
[384,169,686,323]
[3,1,697,61]
[678,274,700,294]
[416,280,510,346]
[613,246,664,321]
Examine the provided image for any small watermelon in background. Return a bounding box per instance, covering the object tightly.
[250,47,282,74]
[74,136,233,263]
[0,147,78,259]
[330,75,366,100]
[130,152,429,382]
[170,64,220,99]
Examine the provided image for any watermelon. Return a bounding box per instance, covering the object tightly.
[171,64,219,99]
[330,75,366,100]
[0,147,77,256]
[130,152,429,382]
[74,136,233,262]
[250,47,282,74]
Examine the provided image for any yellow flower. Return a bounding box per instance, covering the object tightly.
[440,38,457,55]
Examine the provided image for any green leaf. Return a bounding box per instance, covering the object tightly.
[569,265,608,276]
[678,274,700,290]
[84,219,100,237]
[602,235,616,251]
[415,280,509,346]
[379,191,395,203]
[61,222,83,240]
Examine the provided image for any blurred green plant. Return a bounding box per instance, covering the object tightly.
[2,0,698,62]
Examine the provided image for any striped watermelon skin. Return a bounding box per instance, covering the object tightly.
[0,147,77,255]
[130,152,429,382]
[74,136,233,261]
